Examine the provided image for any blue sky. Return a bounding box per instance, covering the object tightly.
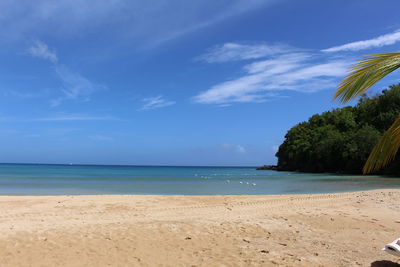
[1,0,400,166]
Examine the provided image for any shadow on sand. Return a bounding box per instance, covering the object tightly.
[371,260,400,267]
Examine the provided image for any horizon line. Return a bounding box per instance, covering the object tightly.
[0,162,262,168]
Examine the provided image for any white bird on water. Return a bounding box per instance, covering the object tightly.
[252,183,256,186]
[239,181,243,184]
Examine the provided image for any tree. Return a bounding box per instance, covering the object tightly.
[334,53,400,174]
[276,84,400,175]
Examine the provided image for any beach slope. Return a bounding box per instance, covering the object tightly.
[0,190,399,266]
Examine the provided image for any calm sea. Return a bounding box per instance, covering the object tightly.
[0,163,399,195]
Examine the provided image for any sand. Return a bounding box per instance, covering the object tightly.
[0,190,399,266]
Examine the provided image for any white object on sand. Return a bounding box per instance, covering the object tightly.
[382,238,400,257]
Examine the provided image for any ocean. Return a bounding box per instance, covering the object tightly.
[0,163,399,195]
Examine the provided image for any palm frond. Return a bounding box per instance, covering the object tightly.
[363,116,400,174]
[334,53,400,103]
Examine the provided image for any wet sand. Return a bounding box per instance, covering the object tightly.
[0,189,399,266]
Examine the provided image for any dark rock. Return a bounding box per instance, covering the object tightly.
[256,165,278,171]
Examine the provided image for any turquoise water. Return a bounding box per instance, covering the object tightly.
[0,164,399,195]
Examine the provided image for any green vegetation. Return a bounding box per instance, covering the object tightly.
[276,84,400,175]
[334,53,400,173]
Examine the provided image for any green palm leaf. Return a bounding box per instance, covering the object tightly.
[363,116,400,174]
[334,53,400,103]
[334,52,400,174]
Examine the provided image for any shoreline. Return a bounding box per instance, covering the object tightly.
[0,189,399,266]
[0,186,398,196]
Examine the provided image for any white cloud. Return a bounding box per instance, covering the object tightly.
[323,29,400,52]
[51,65,104,107]
[221,143,247,153]
[198,42,293,63]
[26,40,102,106]
[0,0,278,49]
[28,40,58,63]
[195,29,400,106]
[278,61,350,85]
[194,52,350,105]
[244,53,309,74]
[140,95,175,110]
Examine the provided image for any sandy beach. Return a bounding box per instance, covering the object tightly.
[0,190,399,266]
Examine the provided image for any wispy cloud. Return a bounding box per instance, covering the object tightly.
[140,95,175,110]
[34,115,116,121]
[195,28,400,106]
[89,135,114,141]
[0,0,278,49]
[0,114,117,122]
[323,29,400,52]
[28,40,58,63]
[198,42,293,63]
[27,40,103,106]
[1,89,37,99]
[51,65,104,107]
[221,143,247,153]
[194,51,350,105]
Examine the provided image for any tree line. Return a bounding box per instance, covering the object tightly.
[276,84,400,175]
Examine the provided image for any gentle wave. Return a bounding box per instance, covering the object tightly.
[0,164,399,195]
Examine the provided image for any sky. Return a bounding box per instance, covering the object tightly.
[1,0,400,166]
